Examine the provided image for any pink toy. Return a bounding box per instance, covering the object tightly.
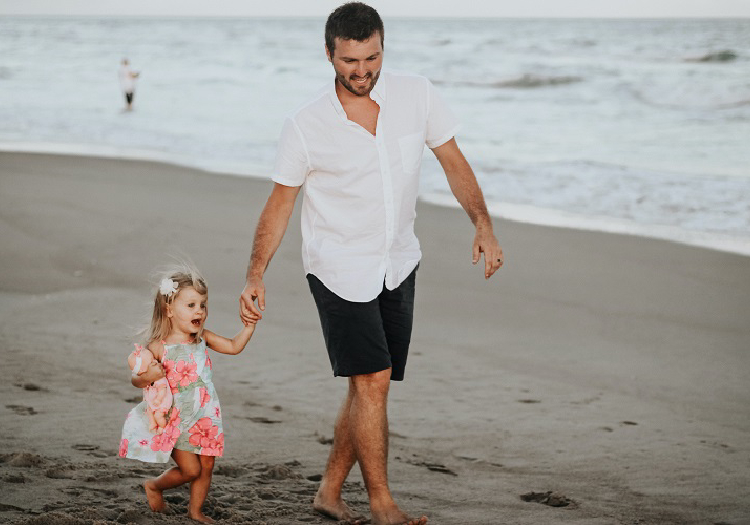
[129,344,173,434]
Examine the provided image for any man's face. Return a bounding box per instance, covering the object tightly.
[327,33,383,97]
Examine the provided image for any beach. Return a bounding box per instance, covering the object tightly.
[1,151,749,524]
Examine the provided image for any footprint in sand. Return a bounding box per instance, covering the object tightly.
[45,466,77,479]
[416,461,457,476]
[261,464,302,480]
[257,488,280,500]
[70,485,118,498]
[5,452,44,467]
[72,444,100,451]
[215,465,247,478]
[246,416,282,424]
[316,434,334,445]
[520,491,576,508]
[0,503,25,512]
[165,493,186,505]
[6,404,37,415]
[2,474,25,483]
[517,399,541,404]
[401,456,457,476]
[14,382,49,392]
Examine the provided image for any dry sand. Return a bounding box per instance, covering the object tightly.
[1,152,749,524]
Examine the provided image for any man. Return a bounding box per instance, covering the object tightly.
[240,3,503,524]
[118,58,139,111]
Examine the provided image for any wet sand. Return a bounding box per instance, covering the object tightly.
[1,152,749,524]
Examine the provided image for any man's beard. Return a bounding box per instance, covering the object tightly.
[336,69,381,97]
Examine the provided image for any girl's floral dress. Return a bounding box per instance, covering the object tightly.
[119,339,224,463]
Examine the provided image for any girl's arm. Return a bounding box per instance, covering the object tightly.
[131,360,165,388]
[129,345,166,388]
[204,325,255,355]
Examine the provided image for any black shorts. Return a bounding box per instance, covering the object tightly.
[306,266,418,381]
[125,92,134,104]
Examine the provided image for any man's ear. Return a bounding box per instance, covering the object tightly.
[325,43,332,63]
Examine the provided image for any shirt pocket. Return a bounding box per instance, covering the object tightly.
[398,131,425,174]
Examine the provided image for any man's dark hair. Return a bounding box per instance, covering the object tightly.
[325,2,384,57]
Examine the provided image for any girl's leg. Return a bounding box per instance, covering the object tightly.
[187,455,216,523]
[144,449,201,512]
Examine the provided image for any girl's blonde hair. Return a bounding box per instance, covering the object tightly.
[142,263,208,345]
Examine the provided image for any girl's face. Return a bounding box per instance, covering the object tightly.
[166,286,207,337]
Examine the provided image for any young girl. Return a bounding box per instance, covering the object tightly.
[119,265,255,523]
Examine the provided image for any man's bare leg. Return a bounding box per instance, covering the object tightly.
[349,369,427,525]
[314,387,366,523]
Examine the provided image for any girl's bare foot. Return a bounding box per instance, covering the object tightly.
[313,493,367,524]
[144,480,168,512]
[187,511,215,523]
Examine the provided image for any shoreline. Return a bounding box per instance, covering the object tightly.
[2,143,748,258]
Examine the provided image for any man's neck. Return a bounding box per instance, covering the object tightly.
[334,78,380,135]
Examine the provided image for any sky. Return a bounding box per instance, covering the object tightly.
[1,0,749,18]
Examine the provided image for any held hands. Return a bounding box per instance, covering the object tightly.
[472,226,504,279]
[239,275,265,325]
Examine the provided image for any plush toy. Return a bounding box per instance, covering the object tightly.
[129,344,173,434]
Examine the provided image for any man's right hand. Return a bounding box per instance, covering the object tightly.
[240,276,265,325]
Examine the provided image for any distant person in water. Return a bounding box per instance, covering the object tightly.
[119,58,139,111]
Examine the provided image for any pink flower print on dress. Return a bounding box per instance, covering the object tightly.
[167,360,198,389]
[139,439,149,447]
[202,433,224,456]
[215,406,221,419]
[151,424,180,452]
[166,407,181,427]
[149,407,182,452]
[161,359,179,393]
[118,439,128,457]
[205,350,212,370]
[199,387,211,408]
[188,417,219,449]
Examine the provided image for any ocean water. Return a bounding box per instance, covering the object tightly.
[1,17,749,255]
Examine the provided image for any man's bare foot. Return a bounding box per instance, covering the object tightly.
[187,511,215,523]
[313,493,367,524]
[144,480,167,512]
[371,505,427,525]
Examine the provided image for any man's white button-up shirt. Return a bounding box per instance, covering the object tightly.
[272,70,460,302]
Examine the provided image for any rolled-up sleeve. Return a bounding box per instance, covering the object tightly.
[424,78,461,149]
[272,117,310,187]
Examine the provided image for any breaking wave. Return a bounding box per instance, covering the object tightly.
[438,74,583,89]
[685,49,739,63]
